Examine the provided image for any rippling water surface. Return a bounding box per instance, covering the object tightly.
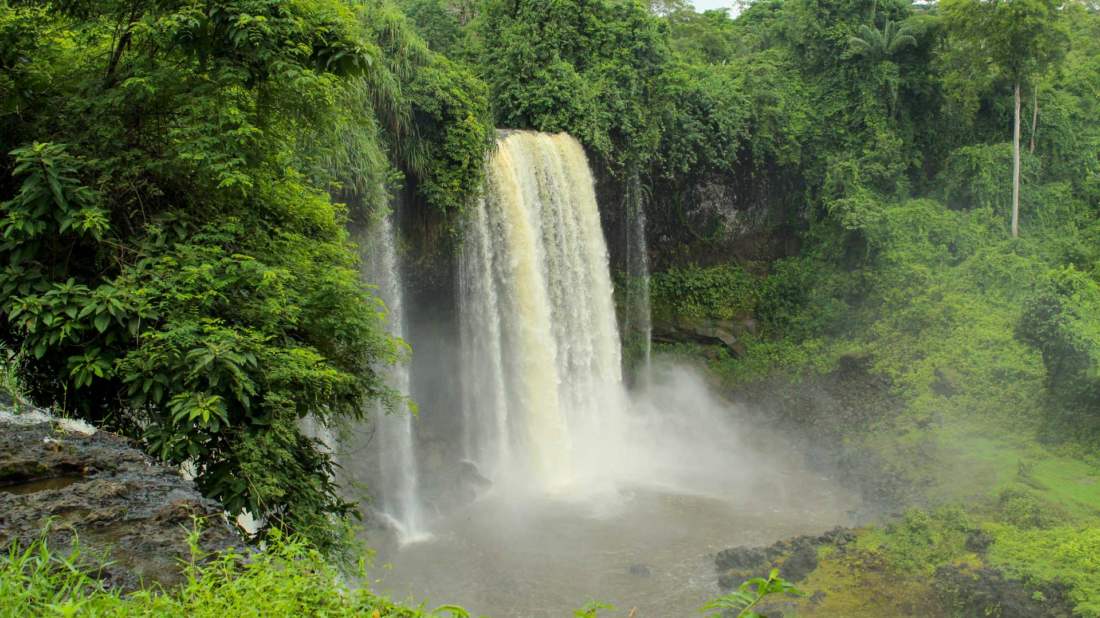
[368,468,857,618]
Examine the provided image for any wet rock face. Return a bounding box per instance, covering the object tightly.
[651,315,756,358]
[0,412,240,590]
[934,565,1076,618]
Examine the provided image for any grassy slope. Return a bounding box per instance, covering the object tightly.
[654,203,1100,616]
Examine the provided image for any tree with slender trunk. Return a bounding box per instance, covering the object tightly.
[1013,82,1022,237]
[942,0,1067,238]
[1030,87,1040,153]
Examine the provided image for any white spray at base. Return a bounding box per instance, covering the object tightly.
[359,213,429,542]
[458,131,745,498]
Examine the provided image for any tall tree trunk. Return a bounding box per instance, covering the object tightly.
[1029,87,1039,153]
[1012,81,1022,238]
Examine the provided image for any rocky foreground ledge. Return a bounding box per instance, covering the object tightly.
[0,408,240,590]
[715,527,1077,617]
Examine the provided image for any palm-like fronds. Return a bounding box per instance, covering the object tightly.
[846,19,916,61]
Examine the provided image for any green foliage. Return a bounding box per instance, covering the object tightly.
[474,0,669,171]
[700,568,803,618]
[396,0,476,57]
[0,530,469,618]
[987,524,1100,617]
[995,487,1066,529]
[1018,265,1100,431]
[403,54,493,217]
[572,601,614,618]
[348,1,493,220]
[650,265,757,322]
[0,0,490,553]
[846,19,916,62]
[941,0,1069,84]
[862,508,974,575]
[941,143,1038,211]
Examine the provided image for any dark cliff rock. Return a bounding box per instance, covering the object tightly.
[0,410,241,590]
[933,564,1076,618]
[715,527,854,591]
[651,314,755,357]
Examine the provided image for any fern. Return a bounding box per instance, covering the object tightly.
[700,569,803,618]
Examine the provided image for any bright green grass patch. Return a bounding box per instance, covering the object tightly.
[987,524,1100,617]
[926,422,1040,504]
[1029,458,1100,518]
[0,531,468,618]
[924,417,1100,519]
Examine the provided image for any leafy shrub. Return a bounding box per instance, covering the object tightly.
[940,143,1039,211]
[996,488,1065,529]
[988,524,1100,617]
[404,54,494,217]
[1018,266,1100,431]
[864,508,974,575]
[650,264,758,322]
[0,1,449,552]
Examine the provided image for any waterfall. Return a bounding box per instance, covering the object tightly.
[459,131,624,488]
[623,171,652,378]
[358,213,427,539]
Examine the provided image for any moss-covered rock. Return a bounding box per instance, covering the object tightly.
[0,410,239,590]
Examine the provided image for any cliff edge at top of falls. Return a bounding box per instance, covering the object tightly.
[0,406,241,591]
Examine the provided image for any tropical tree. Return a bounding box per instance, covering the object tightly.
[846,19,916,62]
[845,18,917,116]
[942,0,1068,237]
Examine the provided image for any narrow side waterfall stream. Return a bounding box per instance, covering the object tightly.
[366,132,858,616]
[344,214,427,541]
[623,170,653,376]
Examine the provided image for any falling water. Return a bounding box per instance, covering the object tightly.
[374,130,859,617]
[623,171,652,379]
[358,213,427,540]
[459,131,624,488]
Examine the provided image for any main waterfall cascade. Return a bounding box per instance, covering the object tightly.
[348,214,427,540]
[459,132,618,486]
[459,131,629,490]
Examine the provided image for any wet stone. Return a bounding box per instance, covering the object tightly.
[0,410,241,590]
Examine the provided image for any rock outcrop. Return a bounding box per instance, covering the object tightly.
[0,409,240,590]
[651,314,755,357]
[715,527,854,591]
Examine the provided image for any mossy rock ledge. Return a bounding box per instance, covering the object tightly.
[0,408,241,591]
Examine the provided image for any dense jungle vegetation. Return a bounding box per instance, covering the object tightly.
[2,0,1100,615]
